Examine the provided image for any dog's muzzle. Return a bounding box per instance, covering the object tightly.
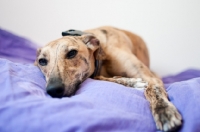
[46,78,65,98]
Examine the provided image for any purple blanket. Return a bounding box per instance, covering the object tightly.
[0,29,200,132]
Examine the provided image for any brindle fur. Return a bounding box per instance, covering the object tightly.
[35,26,182,132]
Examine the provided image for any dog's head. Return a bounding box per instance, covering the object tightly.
[35,34,100,98]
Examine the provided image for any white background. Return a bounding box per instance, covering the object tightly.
[0,0,200,76]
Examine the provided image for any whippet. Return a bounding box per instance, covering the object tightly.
[35,26,182,131]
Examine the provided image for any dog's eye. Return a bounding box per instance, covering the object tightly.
[39,58,48,66]
[66,50,78,59]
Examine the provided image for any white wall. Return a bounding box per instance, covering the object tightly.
[0,0,200,76]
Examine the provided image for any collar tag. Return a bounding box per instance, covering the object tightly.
[62,29,86,36]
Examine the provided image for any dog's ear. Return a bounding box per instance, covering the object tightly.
[82,34,106,60]
[34,48,41,66]
[82,34,100,52]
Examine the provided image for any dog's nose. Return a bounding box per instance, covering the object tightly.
[46,83,65,98]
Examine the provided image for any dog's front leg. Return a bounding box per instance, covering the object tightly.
[95,75,182,132]
[95,76,148,88]
[144,81,182,131]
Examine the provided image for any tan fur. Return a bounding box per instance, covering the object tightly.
[35,26,182,132]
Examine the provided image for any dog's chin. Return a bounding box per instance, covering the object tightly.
[64,81,82,97]
[64,90,76,97]
[63,88,78,97]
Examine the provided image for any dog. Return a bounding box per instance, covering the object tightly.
[35,26,182,131]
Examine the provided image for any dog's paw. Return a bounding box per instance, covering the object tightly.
[153,103,182,132]
[133,78,148,88]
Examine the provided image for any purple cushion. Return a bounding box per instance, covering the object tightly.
[0,28,38,63]
[0,59,200,132]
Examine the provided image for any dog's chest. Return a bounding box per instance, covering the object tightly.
[99,61,129,78]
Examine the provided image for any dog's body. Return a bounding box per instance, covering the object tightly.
[35,26,182,131]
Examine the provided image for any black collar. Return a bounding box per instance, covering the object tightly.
[62,29,101,78]
[90,59,102,78]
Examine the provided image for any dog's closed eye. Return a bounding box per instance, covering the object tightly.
[66,50,78,59]
[39,58,48,66]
